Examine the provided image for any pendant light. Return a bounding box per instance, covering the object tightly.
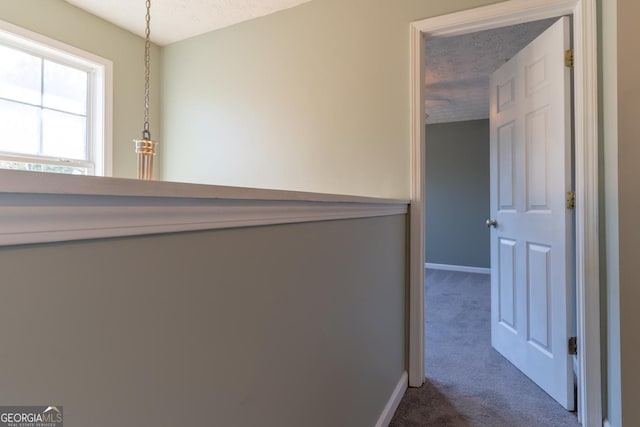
[134,0,158,180]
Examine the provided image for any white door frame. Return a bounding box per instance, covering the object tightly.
[408,0,601,425]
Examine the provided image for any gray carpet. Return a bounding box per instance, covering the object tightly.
[390,269,580,427]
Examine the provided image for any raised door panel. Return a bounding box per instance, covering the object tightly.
[527,243,552,355]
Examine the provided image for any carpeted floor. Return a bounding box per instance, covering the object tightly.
[390,269,580,427]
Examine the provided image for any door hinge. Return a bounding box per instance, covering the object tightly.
[566,191,576,209]
[569,337,577,355]
[565,49,574,68]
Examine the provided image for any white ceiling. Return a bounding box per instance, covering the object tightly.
[64,0,312,46]
[425,18,557,124]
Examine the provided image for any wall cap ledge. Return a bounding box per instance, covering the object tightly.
[0,170,408,246]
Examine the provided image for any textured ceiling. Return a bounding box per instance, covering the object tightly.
[64,0,312,46]
[425,18,557,124]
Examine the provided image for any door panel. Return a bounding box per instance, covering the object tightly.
[527,243,551,353]
[498,238,517,331]
[489,17,574,410]
[526,110,550,210]
[497,123,515,210]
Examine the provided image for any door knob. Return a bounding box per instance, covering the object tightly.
[486,219,498,228]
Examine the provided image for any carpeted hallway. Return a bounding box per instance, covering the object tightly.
[390,269,580,427]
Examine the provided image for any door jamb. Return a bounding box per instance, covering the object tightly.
[408,1,601,425]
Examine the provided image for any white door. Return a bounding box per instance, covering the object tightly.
[489,17,575,410]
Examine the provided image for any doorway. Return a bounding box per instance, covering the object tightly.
[408,1,601,426]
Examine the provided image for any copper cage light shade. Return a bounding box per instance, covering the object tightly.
[134,130,157,180]
[134,0,157,180]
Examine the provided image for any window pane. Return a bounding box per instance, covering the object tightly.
[43,60,87,115]
[42,109,86,159]
[0,159,89,175]
[0,44,41,105]
[0,98,40,155]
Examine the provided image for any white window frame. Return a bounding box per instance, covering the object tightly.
[0,19,112,176]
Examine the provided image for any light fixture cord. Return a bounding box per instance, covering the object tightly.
[143,0,151,140]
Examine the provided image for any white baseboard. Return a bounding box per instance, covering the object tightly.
[603,419,611,427]
[375,371,408,427]
[425,262,490,275]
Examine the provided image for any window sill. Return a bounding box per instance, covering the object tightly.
[0,170,409,246]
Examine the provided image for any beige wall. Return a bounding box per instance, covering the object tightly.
[0,0,161,179]
[616,0,639,425]
[0,215,407,426]
[161,0,502,198]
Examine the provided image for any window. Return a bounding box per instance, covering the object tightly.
[0,20,112,176]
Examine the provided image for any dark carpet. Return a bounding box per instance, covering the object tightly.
[390,269,580,427]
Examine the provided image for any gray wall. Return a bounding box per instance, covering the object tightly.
[602,0,620,424]
[0,215,407,427]
[425,120,490,268]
